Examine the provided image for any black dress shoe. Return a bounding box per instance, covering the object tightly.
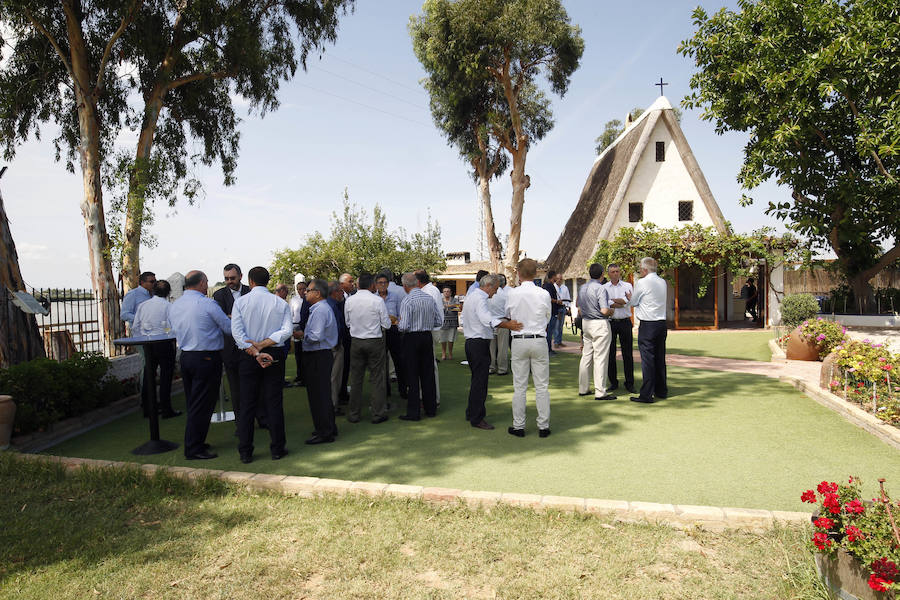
[185,450,218,460]
[202,443,213,451]
[472,420,494,430]
[271,449,289,460]
[240,455,253,464]
[507,427,525,437]
[334,407,346,416]
[608,384,619,391]
[398,415,420,421]
[630,396,656,404]
[595,394,616,401]
[539,428,551,438]
[305,435,335,445]
[159,409,182,419]
[424,412,437,418]
[371,415,389,424]
[347,416,360,423]
[655,393,668,399]
[625,384,637,394]
[578,392,592,396]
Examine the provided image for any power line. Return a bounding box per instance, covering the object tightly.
[295,83,434,128]
[309,64,426,110]
[326,54,427,96]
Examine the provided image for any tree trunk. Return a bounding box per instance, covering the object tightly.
[67,9,122,355]
[122,91,165,292]
[0,187,46,368]
[848,273,875,314]
[504,152,528,283]
[477,175,503,273]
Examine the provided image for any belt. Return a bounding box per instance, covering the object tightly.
[611,317,632,322]
[182,349,220,354]
[512,334,545,339]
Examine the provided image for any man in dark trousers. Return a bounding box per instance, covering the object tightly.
[326,281,349,415]
[231,266,293,463]
[168,270,232,460]
[131,279,180,417]
[620,257,669,404]
[212,263,251,426]
[397,272,443,421]
[301,278,339,444]
[542,270,563,355]
[603,264,635,394]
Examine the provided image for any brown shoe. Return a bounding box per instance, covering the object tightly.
[471,420,494,430]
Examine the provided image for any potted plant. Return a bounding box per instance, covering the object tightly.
[801,477,899,598]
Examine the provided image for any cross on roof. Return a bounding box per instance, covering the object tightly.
[655,77,668,96]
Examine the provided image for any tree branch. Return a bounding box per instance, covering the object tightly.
[858,243,900,284]
[95,0,143,93]
[845,97,896,182]
[23,8,79,93]
[166,68,235,91]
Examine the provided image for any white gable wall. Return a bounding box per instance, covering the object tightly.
[608,117,716,237]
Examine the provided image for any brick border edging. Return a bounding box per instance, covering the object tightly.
[9,452,810,534]
[779,376,900,452]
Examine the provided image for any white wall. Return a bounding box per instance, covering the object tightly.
[610,118,716,236]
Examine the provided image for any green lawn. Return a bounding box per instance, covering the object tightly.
[560,327,773,362]
[0,455,826,599]
[47,344,900,512]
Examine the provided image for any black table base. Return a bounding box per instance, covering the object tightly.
[132,439,180,455]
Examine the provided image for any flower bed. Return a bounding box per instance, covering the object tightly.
[802,477,899,595]
[826,340,899,426]
[799,317,847,358]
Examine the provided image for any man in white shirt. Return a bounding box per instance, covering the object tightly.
[505,259,552,438]
[289,280,307,385]
[489,274,510,375]
[621,257,669,404]
[344,272,391,424]
[461,274,522,430]
[132,279,180,419]
[416,269,444,405]
[603,264,635,394]
[231,266,293,463]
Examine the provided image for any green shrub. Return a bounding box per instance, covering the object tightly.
[780,293,820,327]
[0,353,126,436]
[798,317,847,358]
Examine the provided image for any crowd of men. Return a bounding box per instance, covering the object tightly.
[122,256,668,462]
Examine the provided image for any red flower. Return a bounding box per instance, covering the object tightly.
[812,532,833,550]
[823,493,842,515]
[813,517,835,530]
[817,481,839,494]
[801,490,817,503]
[845,526,864,542]
[844,499,865,515]
[872,557,899,580]
[868,574,892,592]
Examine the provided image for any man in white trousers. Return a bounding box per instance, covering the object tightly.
[505,258,552,437]
[577,263,616,400]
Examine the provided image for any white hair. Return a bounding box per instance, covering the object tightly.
[401,272,417,287]
[640,257,658,272]
[479,274,499,289]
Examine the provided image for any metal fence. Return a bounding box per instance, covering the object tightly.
[28,287,126,358]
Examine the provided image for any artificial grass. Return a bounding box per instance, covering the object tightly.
[0,454,826,599]
[47,344,900,512]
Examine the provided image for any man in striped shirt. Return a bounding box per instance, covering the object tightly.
[397,272,443,421]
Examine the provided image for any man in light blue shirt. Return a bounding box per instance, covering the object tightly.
[132,280,179,418]
[577,264,616,400]
[121,271,156,330]
[621,257,669,404]
[397,272,443,421]
[168,270,232,460]
[301,278,339,444]
[231,266,293,463]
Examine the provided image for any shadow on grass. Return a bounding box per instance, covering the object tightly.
[0,455,252,583]
[47,348,782,486]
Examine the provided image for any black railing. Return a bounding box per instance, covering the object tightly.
[28,287,126,358]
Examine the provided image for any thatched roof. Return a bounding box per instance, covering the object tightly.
[544,96,728,280]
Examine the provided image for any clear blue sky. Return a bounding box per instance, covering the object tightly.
[2,0,790,289]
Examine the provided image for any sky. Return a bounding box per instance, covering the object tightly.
[1,0,793,289]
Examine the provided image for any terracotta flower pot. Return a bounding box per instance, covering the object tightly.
[786,327,820,361]
[0,395,16,450]
[816,550,890,600]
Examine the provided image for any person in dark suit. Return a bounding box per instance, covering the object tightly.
[326,281,349,414]
[212,263,252,427]
[542,270,562,355]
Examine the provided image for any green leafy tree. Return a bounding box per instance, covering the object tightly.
[108,0,353,291]
[679,0,900,312]
[269,190,446,284]
[0,0,142,354]
[595,107,681,154]
[410,0,583,280]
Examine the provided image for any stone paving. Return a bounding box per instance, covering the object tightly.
[845,327,900,352]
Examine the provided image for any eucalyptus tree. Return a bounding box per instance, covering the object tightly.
[680,0,899,311]
[0,0,141,353]
[410,0,583,279]
[113,0,354,291]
